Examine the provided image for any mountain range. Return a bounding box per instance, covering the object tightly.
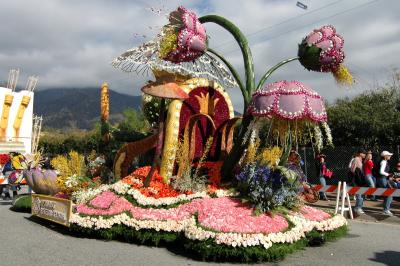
[33,88,141,129]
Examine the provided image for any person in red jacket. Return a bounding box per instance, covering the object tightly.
[363,151,376,201]
[315,153,333,201]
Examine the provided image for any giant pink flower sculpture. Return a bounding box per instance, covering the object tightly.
[298,25,344,73]
[112,6,237,88]
[298,25,353,84]
[248,80,327,122]
[159,6,207,63]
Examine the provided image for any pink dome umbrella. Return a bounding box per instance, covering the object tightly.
[247,80,332,153]
[248,80,327,123]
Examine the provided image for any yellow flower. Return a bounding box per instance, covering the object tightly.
[51,155,71,178]
[259,146,282,166]
[51,150,86,193]
[158,27,179,59]
[333,64,354,85]
[68,151,85,177]
[243,139,260,165]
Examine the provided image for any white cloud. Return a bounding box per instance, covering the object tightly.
[0,0,399,112]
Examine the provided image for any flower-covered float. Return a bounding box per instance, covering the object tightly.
[31,6,353,263]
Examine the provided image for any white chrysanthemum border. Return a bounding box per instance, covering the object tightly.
[72,184,112,204]
[72,181,236,206]
[70,211,347,249]
[184,214,347,248]
[70,212,187,232]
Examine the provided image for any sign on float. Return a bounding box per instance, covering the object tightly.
[31,194,72,227]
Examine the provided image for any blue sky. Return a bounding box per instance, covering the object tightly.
[0,0,399,111]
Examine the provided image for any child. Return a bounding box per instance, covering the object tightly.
[390,162,400,189]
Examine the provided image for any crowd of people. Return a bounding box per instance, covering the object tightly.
[316,149,400,217]
[348,149,400,216]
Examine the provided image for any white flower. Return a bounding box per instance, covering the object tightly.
[321,122,333,147]
[126,188,207,207]
[313,125,323,152]
[65,174,80,188]
[111,181,131,194]
[214,189,238,198]
[72,184,111,204]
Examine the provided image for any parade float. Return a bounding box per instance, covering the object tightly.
[0,69,38,154]
[27,6,352,262]
[0,69,43,200]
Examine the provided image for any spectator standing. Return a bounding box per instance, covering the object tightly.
[390,162,400,189]
[348,153,356,169]
[315,153,332,201]
[363,151,376,201]
[378,151,394,216]
[349,149,366,215]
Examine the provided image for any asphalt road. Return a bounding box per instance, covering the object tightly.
[1,201,400,266]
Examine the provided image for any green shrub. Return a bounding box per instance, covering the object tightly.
[11,195,32,212]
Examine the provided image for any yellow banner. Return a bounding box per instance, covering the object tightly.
[31,194,72,227]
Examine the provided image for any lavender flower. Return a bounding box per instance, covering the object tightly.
[236,163,300,213]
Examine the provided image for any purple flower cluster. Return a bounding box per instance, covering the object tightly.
[236,164,271,184]
[235,163,299,212]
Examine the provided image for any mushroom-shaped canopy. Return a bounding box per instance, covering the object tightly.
[141,81,189,100]
[248,80,327,122]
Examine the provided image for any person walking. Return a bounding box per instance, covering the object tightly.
[363,151,376,201]
[377,151,394,216]
[349,149,366,215]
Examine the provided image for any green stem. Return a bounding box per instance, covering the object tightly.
[144,99,166,187]
[256,57,299,91]
[207,48,245,92]
[199,15,255,112]
[220,115,254,182]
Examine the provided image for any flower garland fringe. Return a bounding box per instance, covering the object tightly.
[69,222,347,263]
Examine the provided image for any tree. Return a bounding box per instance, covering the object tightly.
[117,108,150,133]
[327,72,400,147]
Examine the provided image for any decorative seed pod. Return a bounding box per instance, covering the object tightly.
[298,25,344,73]
[23,169,61,195]
[100,82,109,122]
[298,25,353,85]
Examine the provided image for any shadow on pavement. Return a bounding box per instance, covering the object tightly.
[24,215,70,235]
[370,250,400,266]
[361,211,398,222]
[0,201,12,206]
[309,195,400,224]
[344,233,360,239]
